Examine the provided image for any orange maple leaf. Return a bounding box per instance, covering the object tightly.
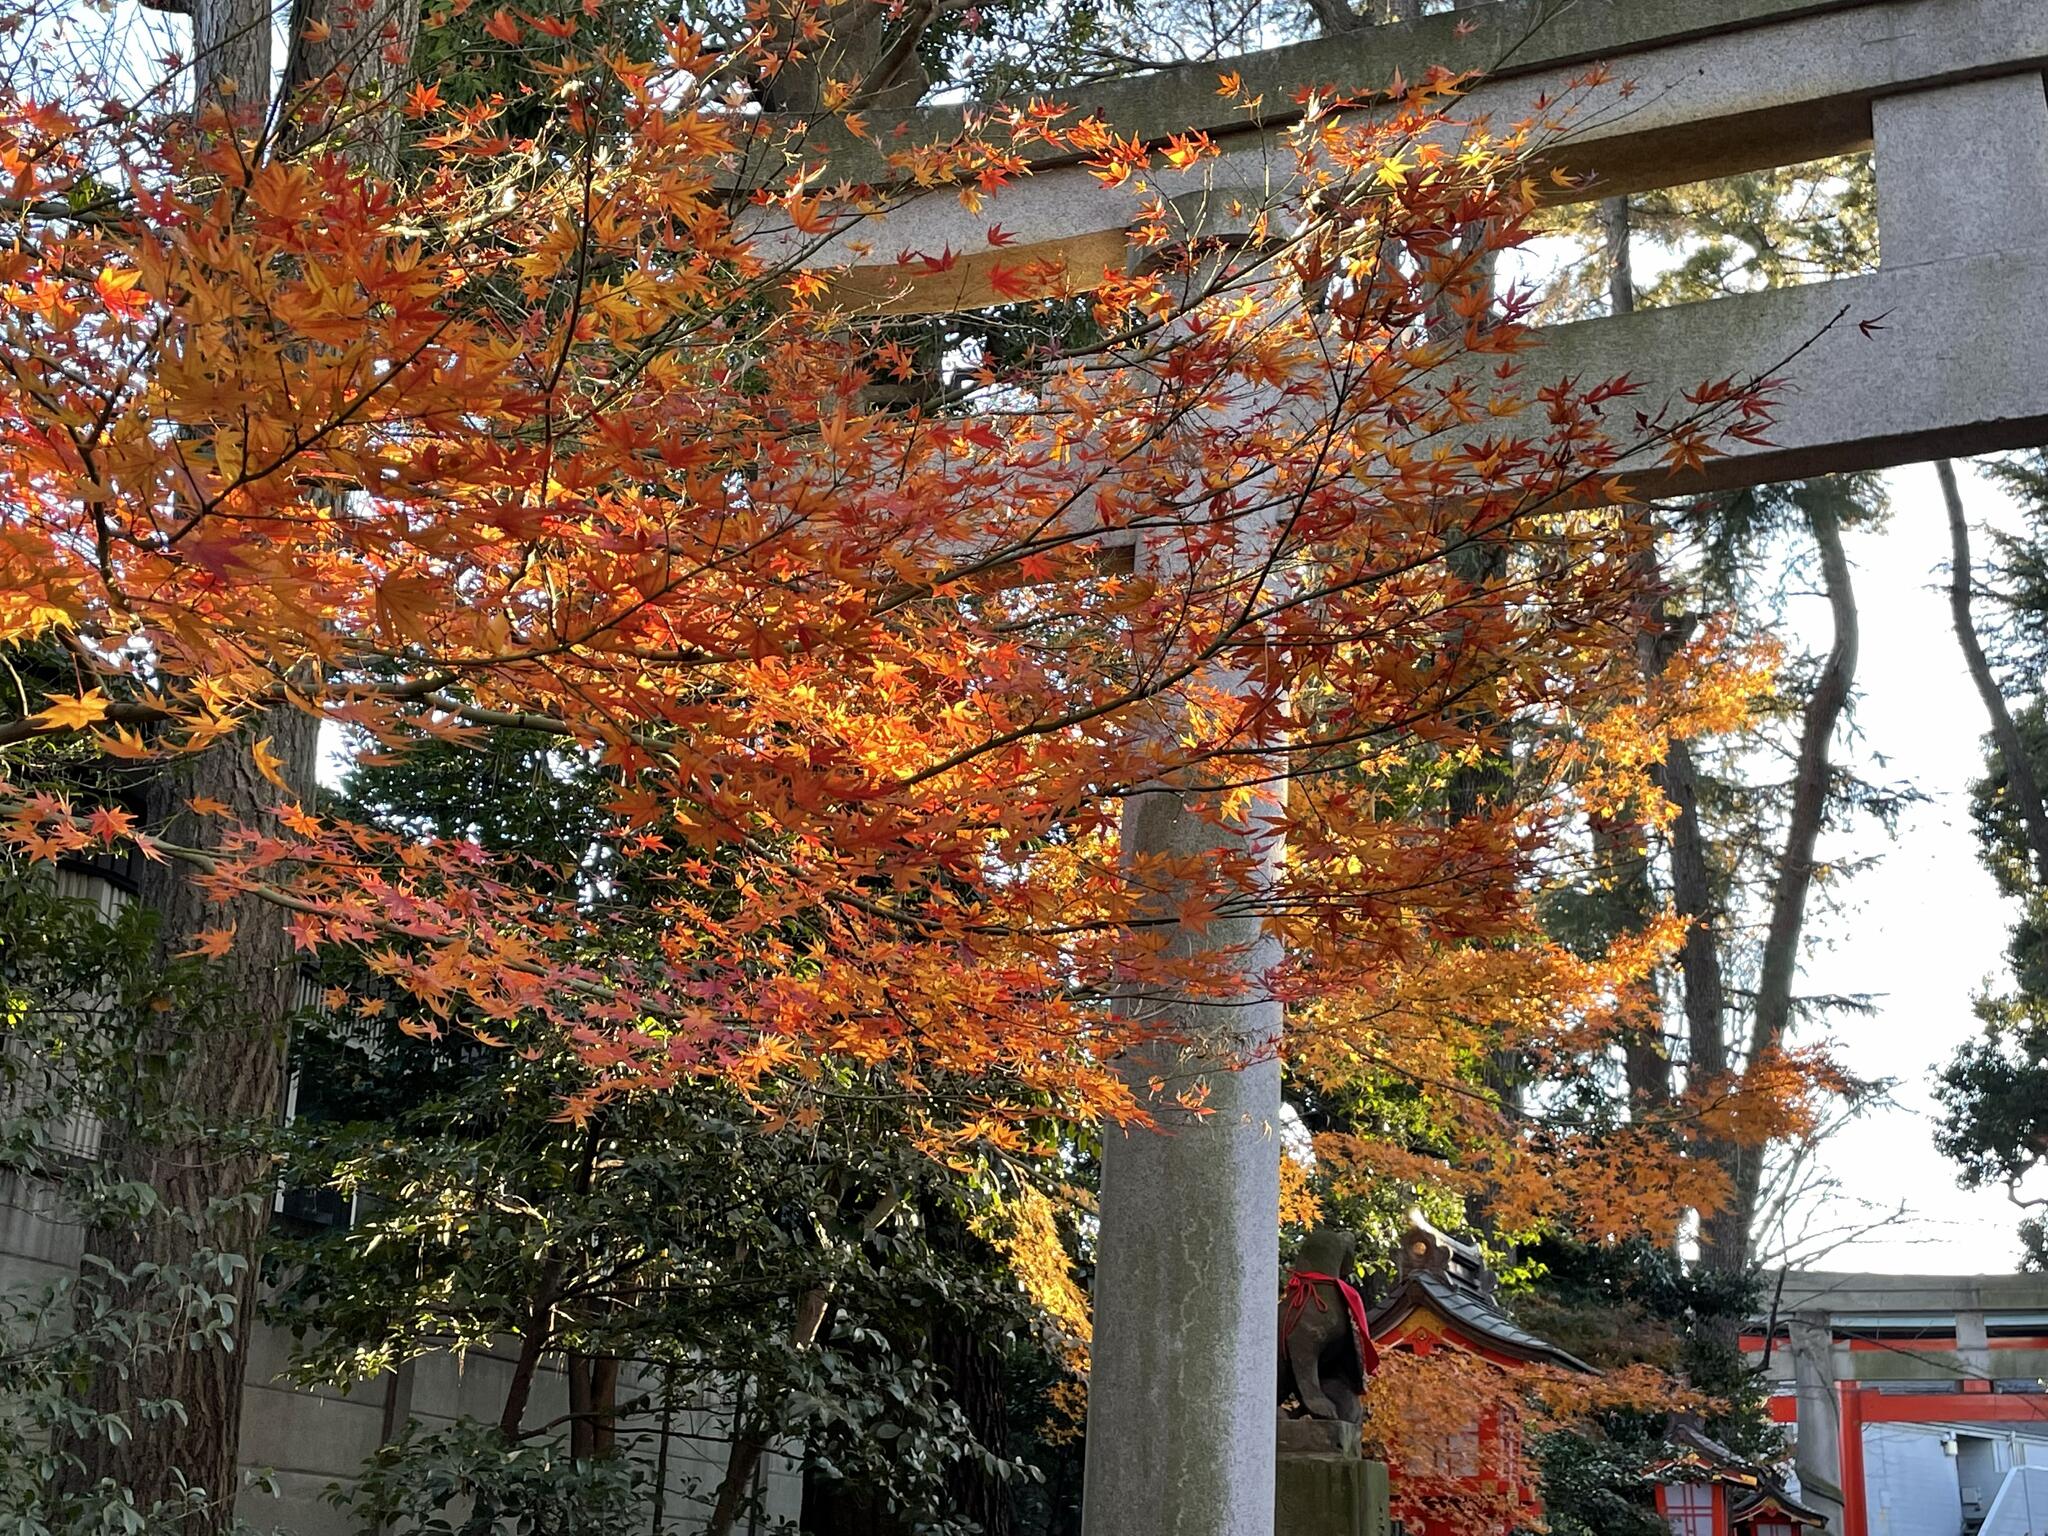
[93,266,144,319]
[35,689,108,732]
[93,726,152,759]
[251,736,289,790]
[180,925,237,960]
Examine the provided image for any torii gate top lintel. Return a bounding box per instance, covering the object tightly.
[754,0,2048,493]
[763,0,1903,192]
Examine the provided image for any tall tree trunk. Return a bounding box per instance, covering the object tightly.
[759,0,931,113]
[282,0,423,167]
[1595,805,1673,1108]
[58,709,320,1529]
[1942,459,2048,888]
[1602,196,1635,318]
[59,0,427,1514]
[57,2,292,1522]
[1703,493,1859,1274]
[937,1318,1016,1536]
[1662,729,1730,1089]
[566,1351,621,1460]
[179,0,273,124]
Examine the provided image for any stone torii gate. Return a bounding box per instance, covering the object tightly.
[1754,1269,2048,1536]
[756,1,2048,1530]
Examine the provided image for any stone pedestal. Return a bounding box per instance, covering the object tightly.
[1275,1456,1390,1536]
[1276,1417,1359,1457]
[1274,1415,1390,1536]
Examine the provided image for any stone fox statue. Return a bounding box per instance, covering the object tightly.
[1278,1226,1380,1424]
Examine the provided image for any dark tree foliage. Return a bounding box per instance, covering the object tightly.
[1515,1240,1781,1536]
[1975,453,2048,691]
[1936,995,2048,1270]
[1936,706,2048,1269]
[1937,452,2048,1268]
[264,731,1085,1533]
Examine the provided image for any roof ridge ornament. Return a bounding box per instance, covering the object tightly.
[1397,1208,1496,1298]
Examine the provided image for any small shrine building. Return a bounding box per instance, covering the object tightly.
[1653,1422,1829,1536]
[1366,1218,1593,1536]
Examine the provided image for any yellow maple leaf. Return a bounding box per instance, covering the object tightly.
[35,689,108,732]
[93,725,153,759]
[251,736,289,789]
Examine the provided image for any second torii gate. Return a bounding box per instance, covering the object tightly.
[752,1,2048,1530]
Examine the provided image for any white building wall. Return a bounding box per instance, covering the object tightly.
[1857,1422,2048,1536]
[1865,1424,1963,1536]
[1981,1465,2048,1536]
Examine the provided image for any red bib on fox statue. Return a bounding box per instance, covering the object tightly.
[1279,1226,1378,1424]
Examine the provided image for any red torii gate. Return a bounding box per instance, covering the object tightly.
[1754,1270,2048,1536]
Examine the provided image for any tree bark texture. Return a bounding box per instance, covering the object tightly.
[59,706,319,1528]
[282,0,424,168]
[1594,807,1673,1109]
[565,1351,621,1460]
[1602,197,1635,317]
[59,0,284,1513]
[185,0,274,120]
[58,0,428,1507]
[758,0,931,113]
[937,1308,1017,1536]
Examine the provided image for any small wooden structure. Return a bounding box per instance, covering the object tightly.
[1367,1217,1592,1536]
[1653,1423,1828,1536]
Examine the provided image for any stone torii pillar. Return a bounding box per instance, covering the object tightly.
[1080,226,1295,1536]
[1084,572,1286,1536]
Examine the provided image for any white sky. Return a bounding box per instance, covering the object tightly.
[1783,458,2033,1274]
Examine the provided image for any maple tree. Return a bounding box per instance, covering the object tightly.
[0,1,1836,1522]
[0,29,1746,1137]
